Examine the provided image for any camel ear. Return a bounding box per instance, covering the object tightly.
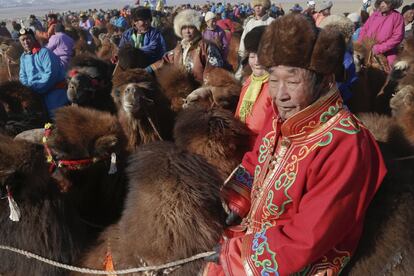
[94,134,118,156]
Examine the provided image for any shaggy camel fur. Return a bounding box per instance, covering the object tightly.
[47,106,128,228]
[0,134,89,276]
[379,37,414,115]
[343,112,414,275]
[156,64,200,112]
[349,38,389,113]
[67,55,116,113]
[76,142,226,276]
[184,68,241,112]
[111,68,175,151]
[346,91,414,274]
[0,81,46,135]
[174,106,251,180]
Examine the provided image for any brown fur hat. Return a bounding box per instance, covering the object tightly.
[251,0,271,9]
[258,14,346,75]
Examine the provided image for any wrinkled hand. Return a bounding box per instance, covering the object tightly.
[204,244,221,264]
[225,210,242,226]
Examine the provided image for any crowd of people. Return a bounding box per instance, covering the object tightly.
[0,0,413,275]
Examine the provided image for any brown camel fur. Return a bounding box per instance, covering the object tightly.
[379,37,414,115]
[344,106,414,274]
[174,106,251,180]
[349,38,388,113]
[0,134,90,275]
[0,81,46,135]
[111,68,175,151]
[156,64,200,112]
[184,68,241,112]
[76,142,226,276]
[46,106,128,228]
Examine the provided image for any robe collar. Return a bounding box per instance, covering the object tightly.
[278,88,344,138]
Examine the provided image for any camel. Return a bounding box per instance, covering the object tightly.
[174,106,251,179]
[111,68,175,151]
[67,55,116,113]
[343,87,414,274]
[184,67,241,112]
[348,38,389,113]
[76,142,226,276]
[0,81,46,136]
[156,64,200,112]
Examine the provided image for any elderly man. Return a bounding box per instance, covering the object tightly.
[118,7,166,65]
[19,28,68,118]
[204,14,386,275]
[148,9,224,82]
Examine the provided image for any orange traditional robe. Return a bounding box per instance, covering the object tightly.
[205,88,387,275]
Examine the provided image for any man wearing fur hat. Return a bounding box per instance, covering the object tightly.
[118,7,166,65]
[205,14,386,275]
[148,9,224,82]
[238,0,274,60]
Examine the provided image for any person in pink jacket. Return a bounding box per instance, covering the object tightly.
[358,0,404,68]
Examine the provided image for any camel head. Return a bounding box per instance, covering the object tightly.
[66,55,112,106]
[112,68,159,118]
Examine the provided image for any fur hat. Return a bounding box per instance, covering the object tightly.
[205,11,216,22]
[174,9,202,38]
[258,14,345,76]
[374,0,403,10]
[251,0,271,9]
[319,15,354,42]
[244,26,266,54]
[131,7,152,21]
[318,0,333,12]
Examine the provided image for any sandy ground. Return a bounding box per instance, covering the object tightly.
[0,1,364,21]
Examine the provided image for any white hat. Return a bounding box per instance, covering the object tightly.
[204,11,216,22]
[307,0,316,6]
[347,12,360,23]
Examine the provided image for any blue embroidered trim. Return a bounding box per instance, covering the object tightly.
[234,165,254,189]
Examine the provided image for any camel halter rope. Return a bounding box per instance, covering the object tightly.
[0,245,215,274]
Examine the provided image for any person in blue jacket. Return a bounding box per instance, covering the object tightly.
[118,7,167,65]
[18,28,68,119]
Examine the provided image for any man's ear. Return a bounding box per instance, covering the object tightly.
[94,134,118,156]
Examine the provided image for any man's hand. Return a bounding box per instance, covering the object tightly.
[225,210,242,226]
[204,244,221,263]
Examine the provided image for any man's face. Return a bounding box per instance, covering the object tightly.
[268,66,315,121]
[321,8,331,16]
[181,26,197,41]
[248,53,266,77]
[134,19,150,34]
[379,1,392,13]
[254,5,266,17]
[206,18,216,29]
[19,34,35,52]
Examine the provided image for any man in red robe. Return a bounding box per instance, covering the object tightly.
[204,14,387,276]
